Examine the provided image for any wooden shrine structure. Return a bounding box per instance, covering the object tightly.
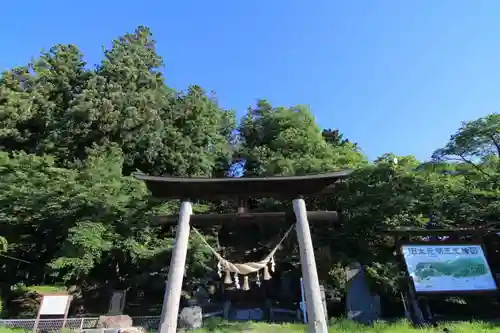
[135,171,352,333]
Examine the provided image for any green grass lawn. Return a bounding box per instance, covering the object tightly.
[193,318,500,333]
[1,319,500,333]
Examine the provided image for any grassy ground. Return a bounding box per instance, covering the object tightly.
[1,319,500,333]
[193,318,500,333]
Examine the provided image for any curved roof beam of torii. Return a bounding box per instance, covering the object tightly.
[134,170,353,200]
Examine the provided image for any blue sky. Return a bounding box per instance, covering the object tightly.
[2,1,500,161]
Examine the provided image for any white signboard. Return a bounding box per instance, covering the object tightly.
[401,244,497,293]
[39,295,71,315]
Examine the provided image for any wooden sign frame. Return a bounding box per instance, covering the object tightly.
[398,239,499,296]
[378,227,500,326]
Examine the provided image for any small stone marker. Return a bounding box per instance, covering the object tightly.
[345,262,380,325]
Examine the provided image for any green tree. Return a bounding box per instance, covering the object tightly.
[0,45,89,154]
[0,26,236,178]
[238,99,366,176]
[433,113,500,220]
[0,151,81,287]
[48,26,235,177]
[157,85,236,177]
[44,26,169,173]
[433,113,500,177]
[332,154,475,293]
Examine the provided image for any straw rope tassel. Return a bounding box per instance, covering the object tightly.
[242,276,250,291]
[263,265,271,280]
[224,270,232,284]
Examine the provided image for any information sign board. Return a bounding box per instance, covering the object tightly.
[401,244,497,293]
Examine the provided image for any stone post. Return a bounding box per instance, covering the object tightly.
[158,201,192,333]
[293,198,328,333]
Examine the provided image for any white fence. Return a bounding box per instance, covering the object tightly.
[0,316,161,331]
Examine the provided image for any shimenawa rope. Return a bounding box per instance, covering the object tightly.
[192,224,295,290]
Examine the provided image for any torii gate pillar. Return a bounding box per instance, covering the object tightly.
[294,198,328,333]
[158,201,192,333]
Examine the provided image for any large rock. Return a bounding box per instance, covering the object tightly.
[118,327,147,333]
[96,315,133,328]
[178,306,203,330]
[80,328,145,333]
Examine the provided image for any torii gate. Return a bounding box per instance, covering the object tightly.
[135,171,351,333]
